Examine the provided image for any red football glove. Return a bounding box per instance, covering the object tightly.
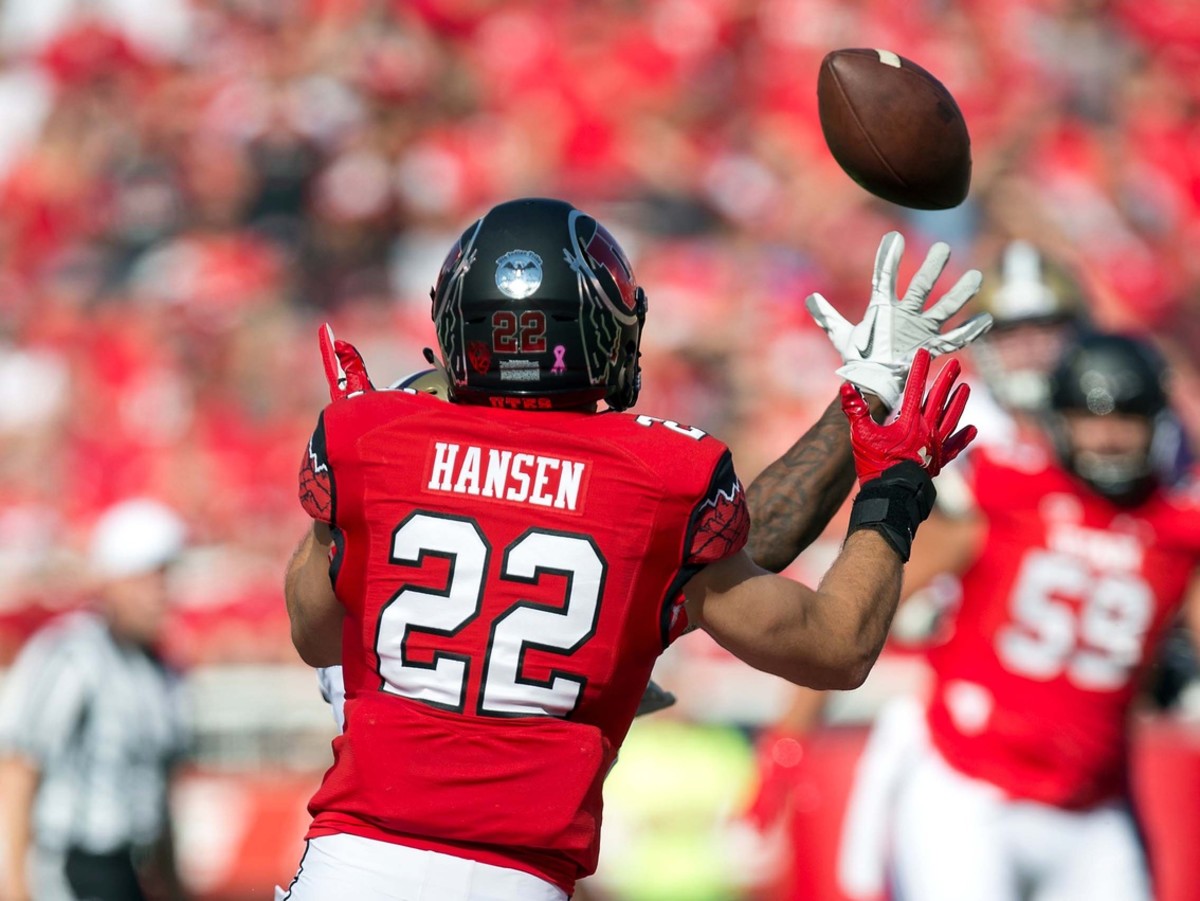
[841,348,975,485]
[319,323,374,401]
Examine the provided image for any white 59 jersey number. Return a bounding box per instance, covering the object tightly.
[996,549,1153,691]
[377,511,604,717]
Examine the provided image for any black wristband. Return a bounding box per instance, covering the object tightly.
[847,461,937,562]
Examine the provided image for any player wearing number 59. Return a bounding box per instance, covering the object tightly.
[888,332,1200,901]
[282,198,978,900]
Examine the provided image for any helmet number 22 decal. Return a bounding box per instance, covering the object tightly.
[492,311,547,354]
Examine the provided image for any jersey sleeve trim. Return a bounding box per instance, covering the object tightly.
[299,412,336,525]
[658,449,750,648]
[684,450,749,567]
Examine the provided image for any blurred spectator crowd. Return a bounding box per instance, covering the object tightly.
[0,0,1198,668]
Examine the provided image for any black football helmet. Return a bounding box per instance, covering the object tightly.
[430,198,647,411]
[1047,332,1173,504]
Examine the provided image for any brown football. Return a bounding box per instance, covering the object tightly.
[817,48,971,210]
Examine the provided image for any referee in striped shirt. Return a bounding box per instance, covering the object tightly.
[0,499,191,901]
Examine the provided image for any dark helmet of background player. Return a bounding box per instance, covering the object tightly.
[429,197,647,411]
[971,241,1088,413]
[1047,332,1173,505]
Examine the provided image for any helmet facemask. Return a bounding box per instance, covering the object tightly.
[972,316,1078,413]
[973,241,1087,414]
[1047,333,1172,506]
[1052,412,1156,505]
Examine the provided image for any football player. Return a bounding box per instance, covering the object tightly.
[886,332,1200,901]
[281,199,987,900]
[739,246,1175,901]
[312,367,678,733]
[751,248,1190,901]
[838,245,1091,895]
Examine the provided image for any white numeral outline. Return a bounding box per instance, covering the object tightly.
[479,529,605,717]
[376,512,489,712]
[634,415,707,440]
[375,512,607,717]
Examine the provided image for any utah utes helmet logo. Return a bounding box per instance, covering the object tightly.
[580,223,639,315]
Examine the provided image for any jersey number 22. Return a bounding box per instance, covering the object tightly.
[376,511,604,717]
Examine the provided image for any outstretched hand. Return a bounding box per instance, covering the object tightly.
[808,231,992,409]
[319,323,374,401]
[841,348,976,485]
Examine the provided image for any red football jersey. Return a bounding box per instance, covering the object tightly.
[297,389,749,893]
[926,439,1200,808]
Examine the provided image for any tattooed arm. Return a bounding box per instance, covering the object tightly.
[745,399,857,573]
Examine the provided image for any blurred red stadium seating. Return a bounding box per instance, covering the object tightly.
[0,4,1196,656]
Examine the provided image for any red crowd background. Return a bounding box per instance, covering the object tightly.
[0,1,1198,896]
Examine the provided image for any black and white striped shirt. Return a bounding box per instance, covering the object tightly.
[0,612,189,853]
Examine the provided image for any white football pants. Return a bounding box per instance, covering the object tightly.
[890,744,1151,901]
[837,695,929,899]
[276,833,568,901]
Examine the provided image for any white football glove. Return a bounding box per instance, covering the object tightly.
[806,231,992,409]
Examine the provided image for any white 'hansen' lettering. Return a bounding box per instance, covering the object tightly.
[427,442,586,511]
